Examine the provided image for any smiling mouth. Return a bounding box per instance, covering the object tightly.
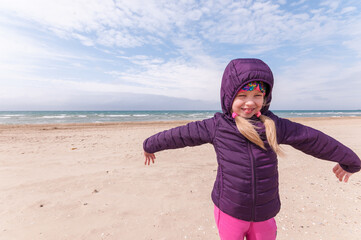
[242,108,255,114]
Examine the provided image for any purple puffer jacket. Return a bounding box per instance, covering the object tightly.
[143,58,361,222]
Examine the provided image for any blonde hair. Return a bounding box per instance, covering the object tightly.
[234,114,283,156]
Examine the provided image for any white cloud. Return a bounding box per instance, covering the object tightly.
[341,14,361,56]
[0,18,104,64]
[0,0,200,48]
[96,29,144,48]
[72,33,95,47]
[0,57,223,110]
[199,1,351,48]
[340,6,357,14]
[0,0,361,111]
[1,0,359,53]
[320,0,341,12]
[243,45,281,55]
[290,0,307,7]
[105,55,223,101]
[0,29,98,86]
[343,37,361,57]
[118,55,165,66]
[272,58,361,109]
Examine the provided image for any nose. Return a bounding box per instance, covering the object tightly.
[244,98,256,106]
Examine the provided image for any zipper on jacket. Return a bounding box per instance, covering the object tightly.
[248,141,256,221]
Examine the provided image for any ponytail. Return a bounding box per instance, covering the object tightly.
[234,116,266,150]
[259,115,283,156]
[234,114,283,156]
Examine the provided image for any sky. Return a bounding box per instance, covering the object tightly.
[0,0,361,111]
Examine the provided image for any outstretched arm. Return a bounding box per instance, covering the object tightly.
[333,163,353,182]
[276,117,361,174]
[143,116,216,155]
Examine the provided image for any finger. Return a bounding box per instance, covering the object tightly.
[335,169,344,178]
[335,166,343,175]
[333,164,339,173]
[334,170,342,180]
[344,174,350,183]
[338,172,346,182]
[148,154,155,164]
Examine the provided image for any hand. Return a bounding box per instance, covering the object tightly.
[333,164,353,183]
[144,151,156,165]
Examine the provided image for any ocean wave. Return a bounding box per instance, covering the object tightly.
[107,114,131,117]
[291,111,361,116]
[0,110,359,124]
[1,114,25,117]
[337,112,361,115]
[41,115,69,119]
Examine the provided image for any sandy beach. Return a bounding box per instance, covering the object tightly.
[0,117,360,240]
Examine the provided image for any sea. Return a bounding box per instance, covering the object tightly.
[0,110,360,125]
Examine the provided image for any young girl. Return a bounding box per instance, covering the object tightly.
[142,58,361,240]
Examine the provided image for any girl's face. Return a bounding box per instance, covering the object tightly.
[232,90,264,118]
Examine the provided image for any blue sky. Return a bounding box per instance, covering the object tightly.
[0,0,360,111]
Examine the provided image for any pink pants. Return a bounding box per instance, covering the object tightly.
[214,205,277,240]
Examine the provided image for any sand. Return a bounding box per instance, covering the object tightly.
[0,117,360,240]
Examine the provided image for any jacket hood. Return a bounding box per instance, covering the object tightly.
[220,58,274,117]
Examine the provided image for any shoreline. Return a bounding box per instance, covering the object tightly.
[0,116,360,129]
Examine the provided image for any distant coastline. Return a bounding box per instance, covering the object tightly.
[0,110,361,125]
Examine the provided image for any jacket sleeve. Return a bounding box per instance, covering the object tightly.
[276,117,361,173]
[143,116,217,154]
